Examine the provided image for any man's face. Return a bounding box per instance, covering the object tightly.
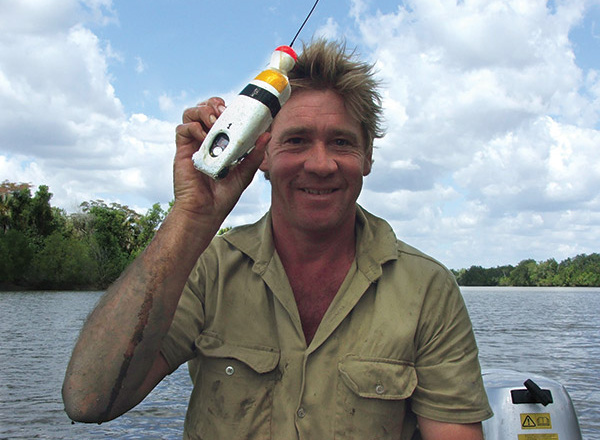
[260,88,372,235]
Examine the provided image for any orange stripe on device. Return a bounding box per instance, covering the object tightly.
[255,70,288,93]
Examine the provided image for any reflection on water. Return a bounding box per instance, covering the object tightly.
[0,288,598,439]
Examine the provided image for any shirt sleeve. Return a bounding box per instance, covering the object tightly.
[160,258,207,373]
[410,272,493,423]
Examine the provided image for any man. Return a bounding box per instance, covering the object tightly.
[63,39,492,439]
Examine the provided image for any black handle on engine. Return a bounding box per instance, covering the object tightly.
[524,379,552,406]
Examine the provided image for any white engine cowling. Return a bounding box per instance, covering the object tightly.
[482,369,582,440]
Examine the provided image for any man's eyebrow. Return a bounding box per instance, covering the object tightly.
[278,127,360,143]
[279,126,312,137]
[329,129,360,143]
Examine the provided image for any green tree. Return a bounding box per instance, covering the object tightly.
[80,200,145,287]
[508,259,537,286]
[535,258,559,286]
[456,266,488,286]
[132,203,166,256]
[0,229,34,285]
[6,185,33,233]
[0,182,172,290]
[557,253,600,287]
[0,181,29,232]
[29,185,56,237]
[454,264,514,286]
[29,231,98,289]
[0,181,58,242]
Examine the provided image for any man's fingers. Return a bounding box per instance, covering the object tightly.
[183,97,227,127]
[175,122,207,146]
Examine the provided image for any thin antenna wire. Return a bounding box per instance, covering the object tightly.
[289,0,321,47]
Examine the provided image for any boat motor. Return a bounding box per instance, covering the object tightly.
[482,369,582,440]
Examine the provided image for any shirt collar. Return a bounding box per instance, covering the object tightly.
[223,205,398,278]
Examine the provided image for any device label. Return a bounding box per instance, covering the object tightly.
[517,435,558,440]
[520,413,552,429]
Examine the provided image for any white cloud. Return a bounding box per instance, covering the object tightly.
[135,56,146,74]
[0,0,174,211]
[453,116,600,213]
[0,0,78,35]
[315,17,340,40]
[158,94,175,112]
[355,0,600,267]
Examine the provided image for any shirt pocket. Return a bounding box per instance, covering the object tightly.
[336,355,417,439]
[186,332,281,440]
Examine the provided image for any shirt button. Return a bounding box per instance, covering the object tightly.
[297,407,306,418]
[375,384,385,395]
[225,366,235,376]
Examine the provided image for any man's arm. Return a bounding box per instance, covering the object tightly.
[418,416,484,440]
[62,98,268,423]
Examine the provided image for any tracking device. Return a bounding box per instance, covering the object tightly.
[192,46,297,179]
[192,0,321,179]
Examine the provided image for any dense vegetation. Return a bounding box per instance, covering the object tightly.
[452,254,600,287]
[0,181,166,290]
[1,180,599,290]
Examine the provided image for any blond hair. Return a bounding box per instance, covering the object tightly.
[289,39,385,153]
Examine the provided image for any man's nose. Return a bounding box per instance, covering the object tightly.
[304,142,337,176]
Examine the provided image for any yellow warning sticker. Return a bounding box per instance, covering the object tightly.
[518,435,558,440]
[521,413,552,429]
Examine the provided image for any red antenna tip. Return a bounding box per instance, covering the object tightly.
[275,45,298,62]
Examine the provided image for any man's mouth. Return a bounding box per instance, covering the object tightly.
[302,188,335,195]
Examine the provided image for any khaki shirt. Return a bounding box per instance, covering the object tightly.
[161,206,492,439]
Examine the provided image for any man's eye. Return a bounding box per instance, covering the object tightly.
[285,137,304,145]
[333,139,351,147]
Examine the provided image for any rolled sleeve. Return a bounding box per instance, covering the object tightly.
[160,262,207,373]
[411,275,493,423]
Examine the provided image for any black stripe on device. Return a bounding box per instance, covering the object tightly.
[239,84,281,118]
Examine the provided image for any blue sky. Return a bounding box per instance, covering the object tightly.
[86,0,386,118]
[1,0,600,269]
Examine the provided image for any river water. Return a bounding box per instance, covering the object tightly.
[0,287,598,439]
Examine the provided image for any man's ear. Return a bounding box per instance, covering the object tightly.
[257,132,271,172]
[362,150,373,176]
